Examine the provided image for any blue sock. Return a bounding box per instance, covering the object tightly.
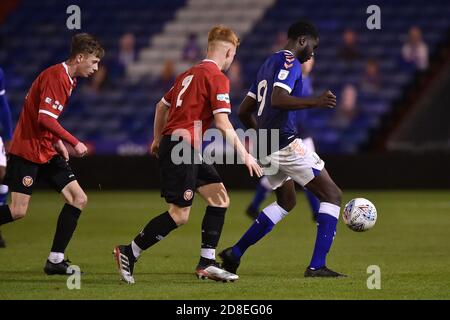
[0,185,8,205]
[232,212,275,259]
[233,202,288,258]
[309,203,340,269]
[304,188,320,219]
[249,179,271,212]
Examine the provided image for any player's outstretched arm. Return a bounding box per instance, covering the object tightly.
[214,113,262,178]
[237,95,258,130]
[271,86,336,110]
[37,113,87,157]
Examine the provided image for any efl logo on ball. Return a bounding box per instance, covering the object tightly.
[22,176,34,187]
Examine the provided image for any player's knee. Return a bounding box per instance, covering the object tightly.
[171,213,189,226]
[169,206,190,226]
[283,198,296,212]
[10,205,28,220]
[69,193,88,210]
[277,195,296,212]
[325,186,342,206]
[213,192,230,208]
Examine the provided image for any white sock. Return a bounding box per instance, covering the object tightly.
[262,202,289,224]
[131,241,142,259]
[48,252,64,264]
[319,202,340,219]
[0,184,8,194]
[201,248,215,260]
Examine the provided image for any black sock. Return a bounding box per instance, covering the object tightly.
[50,204,81,253]
[133,211,177,251]
[201,206,227,249]
[0,205,14,226]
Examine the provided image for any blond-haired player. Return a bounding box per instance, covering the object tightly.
[113,25,262,284]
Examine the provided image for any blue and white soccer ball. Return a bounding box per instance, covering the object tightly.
[343,198,377,232]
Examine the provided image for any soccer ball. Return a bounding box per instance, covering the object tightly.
[343,198,377,232]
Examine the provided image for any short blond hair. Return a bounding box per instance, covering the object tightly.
[207,25,240,47]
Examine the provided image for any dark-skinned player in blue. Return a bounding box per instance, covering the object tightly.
[220,21,346,278]
[245,57,320,222]
[0,67,14,247]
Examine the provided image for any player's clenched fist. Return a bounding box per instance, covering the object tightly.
[74,142,88,157]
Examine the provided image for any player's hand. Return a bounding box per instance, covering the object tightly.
[244,153,263,178]
[54,140,69,161]
[316,90,336,108]
[150,140,160,158]
[74,142,88,158]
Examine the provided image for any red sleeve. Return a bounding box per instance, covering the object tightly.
[38,73,69,120]
[38,114,79,146]
[209,74,231,115]
[161,86,174,107]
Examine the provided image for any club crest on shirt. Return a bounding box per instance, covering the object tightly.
[183,189,194,201]
[278,69,289,80]
[22,176,34,187]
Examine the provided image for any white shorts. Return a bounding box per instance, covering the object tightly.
[0,137,6,167]
[262,138,324,189]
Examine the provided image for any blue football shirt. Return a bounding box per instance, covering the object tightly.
[247,50,303,152]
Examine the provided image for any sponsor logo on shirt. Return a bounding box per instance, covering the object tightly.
[278,69,290,80]
[45,97,53,105]
[216,93,230,104]
[52,100,64,111]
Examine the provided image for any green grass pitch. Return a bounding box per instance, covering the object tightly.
[0,190,449,300]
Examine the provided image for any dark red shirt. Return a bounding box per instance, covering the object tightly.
[161,60,231,146]
[10,63,77,164]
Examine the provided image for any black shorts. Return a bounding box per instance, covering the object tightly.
[4,154,77,195]
[158,135,222,207]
